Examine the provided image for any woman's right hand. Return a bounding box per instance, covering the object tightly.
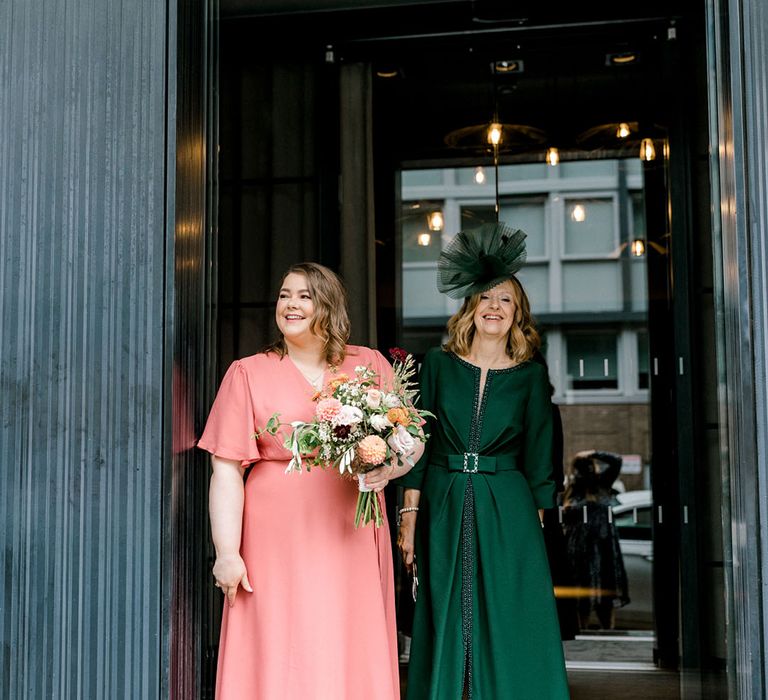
[397,515,417,573]
[212,553,253,608]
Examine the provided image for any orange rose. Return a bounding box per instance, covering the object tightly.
[386,407,411,427]
[328,373,350,390]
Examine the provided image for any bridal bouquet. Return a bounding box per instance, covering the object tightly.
[260,349,432,527]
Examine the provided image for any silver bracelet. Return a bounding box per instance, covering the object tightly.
[397,506,419,525]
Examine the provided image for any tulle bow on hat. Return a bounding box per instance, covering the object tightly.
[437,222,527,299]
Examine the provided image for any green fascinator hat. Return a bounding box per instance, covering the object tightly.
[437,222,527,299]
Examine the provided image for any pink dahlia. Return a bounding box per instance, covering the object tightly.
[316,398,342,422]
[357,435,388,465]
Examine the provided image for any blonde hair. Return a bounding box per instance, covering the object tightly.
[265,262,350,365]
[444,277,540,364]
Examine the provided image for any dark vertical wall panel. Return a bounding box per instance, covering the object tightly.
[165,0,218,698]
[0,1,168,697]
[218,28,324,371]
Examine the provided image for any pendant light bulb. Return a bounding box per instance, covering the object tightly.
[631,239,646,257]
[487,123,503,146]
[474,166,486,184]
[417,233,432,247]
[640,138,656,162]
[570,204,586,223]
[546,147,560,166]
[616,122,631,139]
[428,211,444,232]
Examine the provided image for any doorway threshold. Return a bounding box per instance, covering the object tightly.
[567,660,660,671]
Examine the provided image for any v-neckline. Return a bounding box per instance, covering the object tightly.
[286,355,327,392]
[449,352,528,422]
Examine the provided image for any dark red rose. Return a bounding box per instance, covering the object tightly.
[333,424,352,439]
[389,347,408,363]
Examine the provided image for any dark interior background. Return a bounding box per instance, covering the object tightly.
[211,2,724,698]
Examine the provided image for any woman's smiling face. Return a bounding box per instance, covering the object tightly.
[472,280,517,339]
[275,272,316,341]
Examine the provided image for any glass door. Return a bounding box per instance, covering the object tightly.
[396,156,672,679]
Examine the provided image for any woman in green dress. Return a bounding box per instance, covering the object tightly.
[396,224,570,699]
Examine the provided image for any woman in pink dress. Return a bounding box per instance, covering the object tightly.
[198,262,422,699]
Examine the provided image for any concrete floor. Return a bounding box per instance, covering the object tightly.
[568,669,680,700]
[397,633,731,698]
[399,666,681,698]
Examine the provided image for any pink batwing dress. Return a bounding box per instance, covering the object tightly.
[197,345,400,700]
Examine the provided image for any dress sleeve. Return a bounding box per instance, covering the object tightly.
[395,349,437,491]
[197,360,261,466]
[521,364,556,509]
[594,451,623,488]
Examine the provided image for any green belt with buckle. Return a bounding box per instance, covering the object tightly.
[430,452,519,474]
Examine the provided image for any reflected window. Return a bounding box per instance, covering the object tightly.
[500,196,546,257]
[566,332,619,390]
[402,203,442,263]
[560,160,617,178]
[460,204,496,228]
[402,169,443,187]
[562,261,621,312]
[499,162,548,181]
[631,191,646,238]
[564,197,616,256]
[637,331,650,390]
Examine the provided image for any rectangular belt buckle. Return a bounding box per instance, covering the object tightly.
[463,452,479,473]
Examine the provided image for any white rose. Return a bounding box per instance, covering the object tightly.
[365,389,383,409]
[383,393,401,408]
[370,414,393,432]
[387,424,417,456]
[332,405,364,427]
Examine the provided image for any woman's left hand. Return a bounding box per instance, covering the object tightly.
[360,463,396,492]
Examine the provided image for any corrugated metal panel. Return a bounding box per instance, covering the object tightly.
[707,0,768,696]
[738,0,768,694]
[0,1,169,698]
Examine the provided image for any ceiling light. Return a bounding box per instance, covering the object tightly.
[570,204,586,222]
[616,122,631,138]
[491,59,524,74]
[428,211,444,231]
[417,233,432,247]
[640,138,656,161]
[631,239,646,257]
[487,123,503,146]
[546,147,560,166]
[375,64,400,78]
[606,51,639,66]
[474,166,486,184]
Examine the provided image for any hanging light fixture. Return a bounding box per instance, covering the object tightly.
[428,211,444,231]
[474,166,486,184]
[487,123,503,146]
[631,239,646,256]
[570,204,587,222]
[546,147,560,166]
[417,232,432,247]
[640,138,656,161]
[616,122,631,138]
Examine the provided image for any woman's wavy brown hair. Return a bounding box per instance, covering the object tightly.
[264,262,350,365]
[444,277,540,364]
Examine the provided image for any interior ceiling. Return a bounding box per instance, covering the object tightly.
[221,0,454,17]
[221,1,696,164]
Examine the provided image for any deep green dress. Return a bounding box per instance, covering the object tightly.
[398,347,570,699]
